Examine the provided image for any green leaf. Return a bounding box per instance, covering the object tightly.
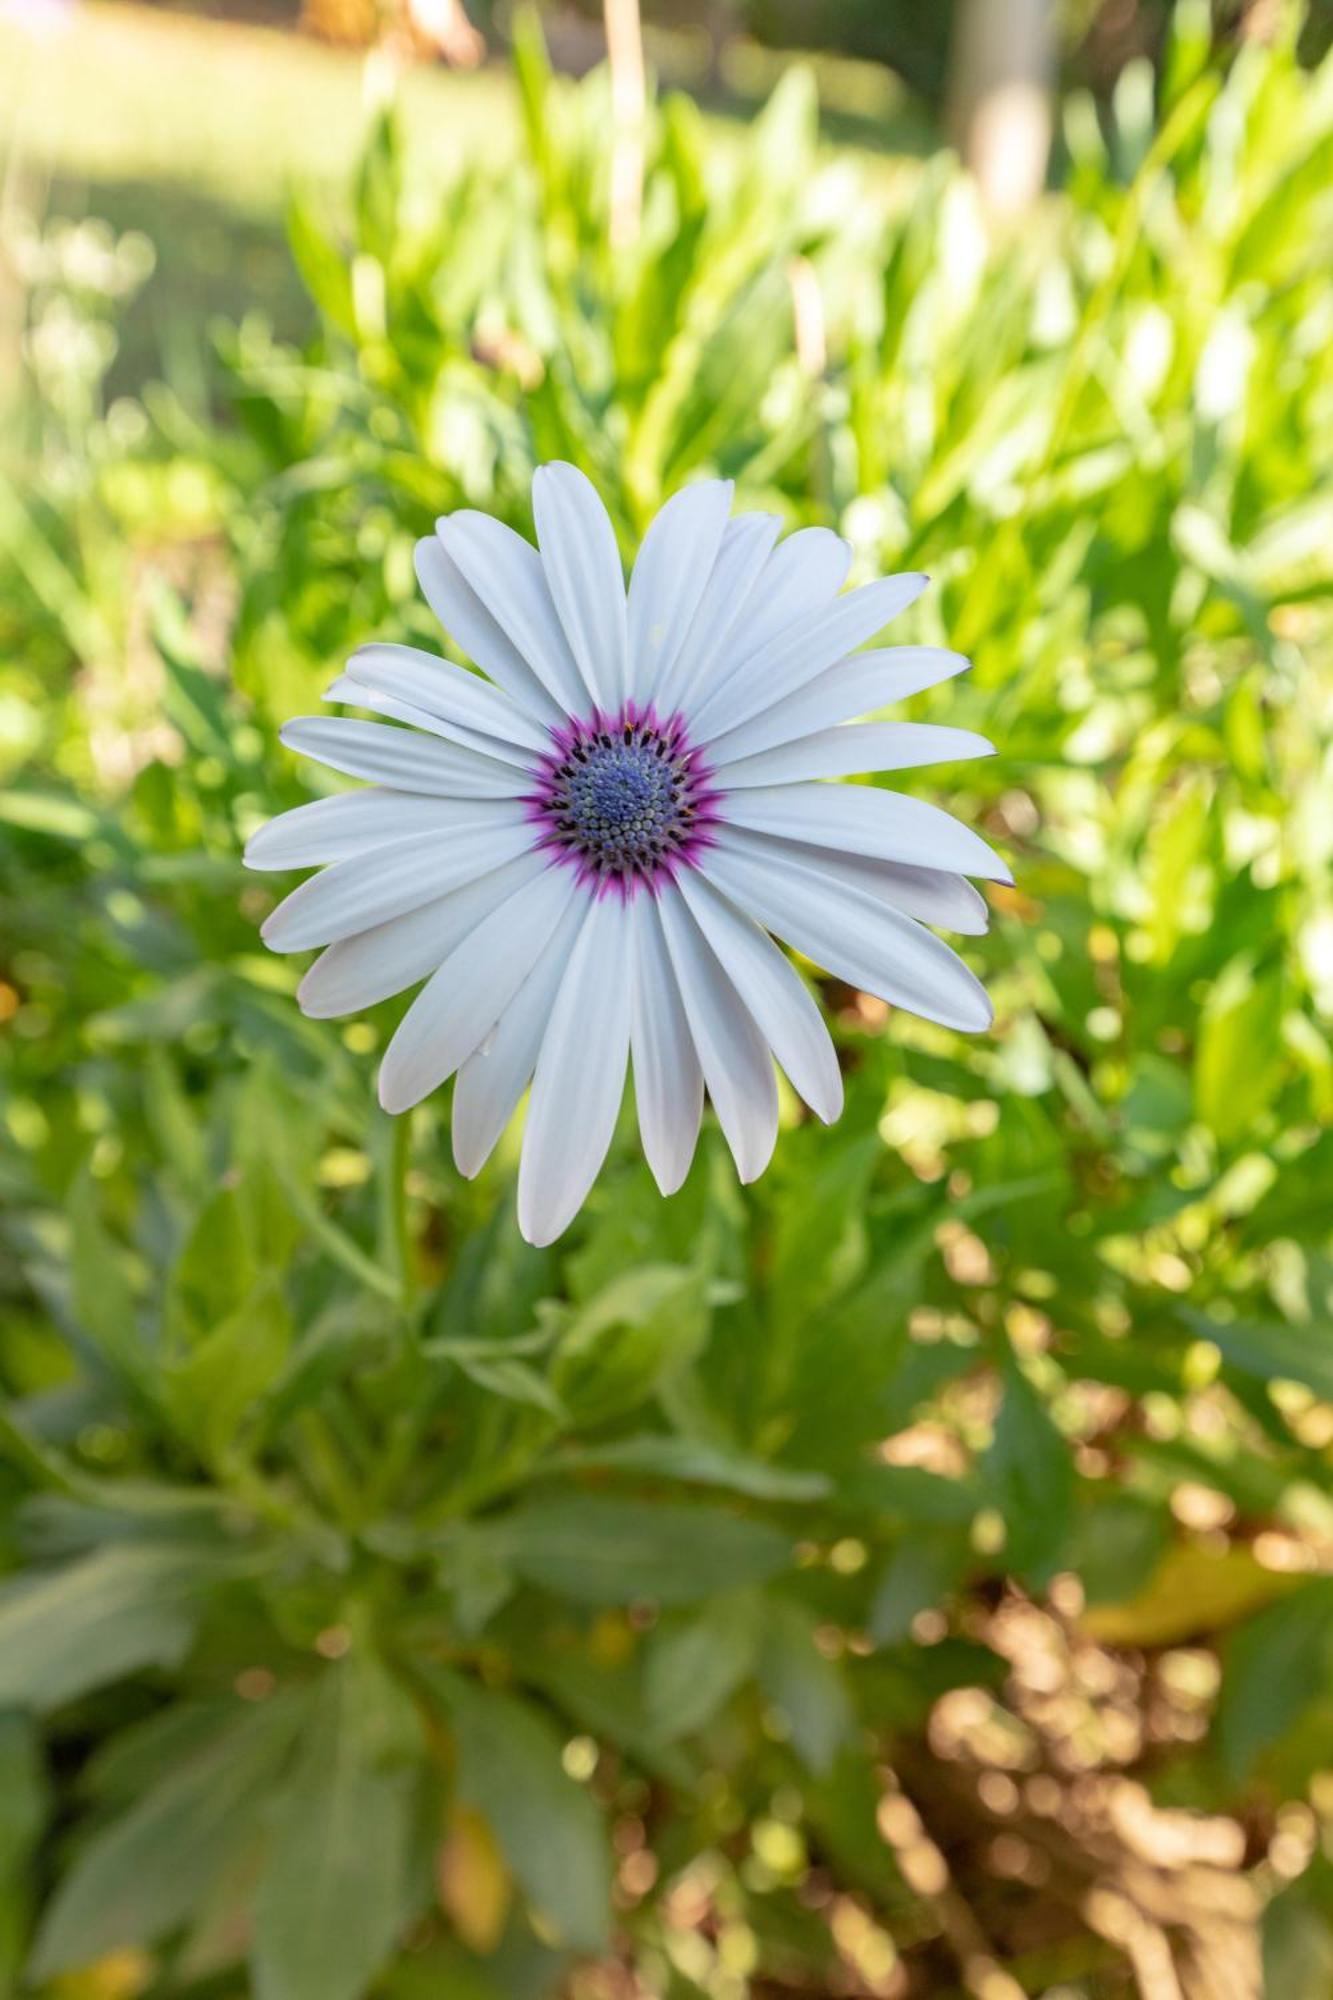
[1180,1308,1333,1402]
[433,1672,611,1953]
[1218,1582,1333,1780]
[67,1168,154,1399]
[495,1496,792,1606]
[985,1358,1073,1584]
[551,1265,710,1424]
[0,1545,211,1713]
[253,1658,419,2000]
[163,1281,294,1465]
[1194,961,1286,1144]
[554,1434,827,1501]
[645,1595,759,1741]
[0,1715,48,1989]
[868,1536,966,1647]
[30,1699,300,1978]
[756,1600,854,1776]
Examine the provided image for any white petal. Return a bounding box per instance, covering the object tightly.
[379,864,578,1114]
[656,512,782,716]
[245,789,465,872]
[345,643,551,758]
[629,894,704,1195]
[720,781,1011,883]
[725,527,851,668]
[438,511,588,717]
[657,886,778,1184]
[749,836,990,935]
[280,717,530,800]
[415,536,563,727]
[517,895,633,1246]
[297,853,543,1018]
[531,462,628,712]
[702,833,993,1032]
[323,673,446,736]
[452,896,585,1178]
[676,872,842,1122]
[627,481,733,707]
[706,646,970,765]
[716,722,994,787]
[691,573,929,741]
[260,816,536,953]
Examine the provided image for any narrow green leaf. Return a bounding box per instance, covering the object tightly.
[253,1658,419,2000]
[0,1546,211,1713]
[434,1672,611,1953]
[495,1496,792,1606]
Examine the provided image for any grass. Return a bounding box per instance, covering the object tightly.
[1,2,923,394]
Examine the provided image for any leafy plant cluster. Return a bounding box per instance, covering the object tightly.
[2,4,1332,1994]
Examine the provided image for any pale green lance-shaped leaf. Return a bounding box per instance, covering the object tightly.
[551,1265,710,1424]
[0,1715,49,1987]
[253,1657,419,2000]
[1193,960,1286,1145]
[1263,1862,1333,2000]
[984,1358,1074,1585]
[30,1697,301,1978]
[166,1184,258,1346]
[0,1544,215,1712]
[164,1283,293,1464]
[757,1599,855,1776]
[66,1168,155,1400]
[1179,1307,1333,1403]
[645,1594,760,1741]
[1218,1581,1333,1781]
[494,1496,792,1606]
[868,1536,967,1647]
[430,1670,611,1953]
[554,1434,827,1502]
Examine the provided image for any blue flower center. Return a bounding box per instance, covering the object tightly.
[540,715,713,886]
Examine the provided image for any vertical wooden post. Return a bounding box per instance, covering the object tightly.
[604,0,645,250]
[947,0,1055,219]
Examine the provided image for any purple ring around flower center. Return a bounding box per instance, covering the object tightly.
[524,702,722,898]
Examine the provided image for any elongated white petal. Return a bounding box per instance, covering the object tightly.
[627,481,733,707]
[518,895,633,1246]
[280,717,529,800]
[726,527,851,668]
[532,462,628,711]
[705,646,971,765]
[691,573,929,741]
[346,643,551,758]
[721,781,1011,883]
[657,512,782,715]
[629,894,704,1195]
[260,817,535,953]
[438,511,588,718]
[297,853,543,1018]
[657,887,778,1183]
[452,897,585,1178]
[245,790,466,872]
[415,536,563,727]
[716,723,994,788]
[702,833,993,1032]
[745,834,990,935]
[676,872,842,1122]
[323,673,446,736]
[325,667,539,766]
[379,864,577,1115]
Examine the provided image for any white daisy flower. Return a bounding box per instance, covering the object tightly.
[247,465,1007,1246]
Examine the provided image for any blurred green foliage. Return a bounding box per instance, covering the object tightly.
[2,2,1333,1993]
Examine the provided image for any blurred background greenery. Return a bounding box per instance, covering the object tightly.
[2,1,1333,1995]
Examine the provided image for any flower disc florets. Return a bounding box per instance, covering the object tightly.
[528,703,720,894]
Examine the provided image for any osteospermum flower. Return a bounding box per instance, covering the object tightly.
[247,465,1007,1245]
